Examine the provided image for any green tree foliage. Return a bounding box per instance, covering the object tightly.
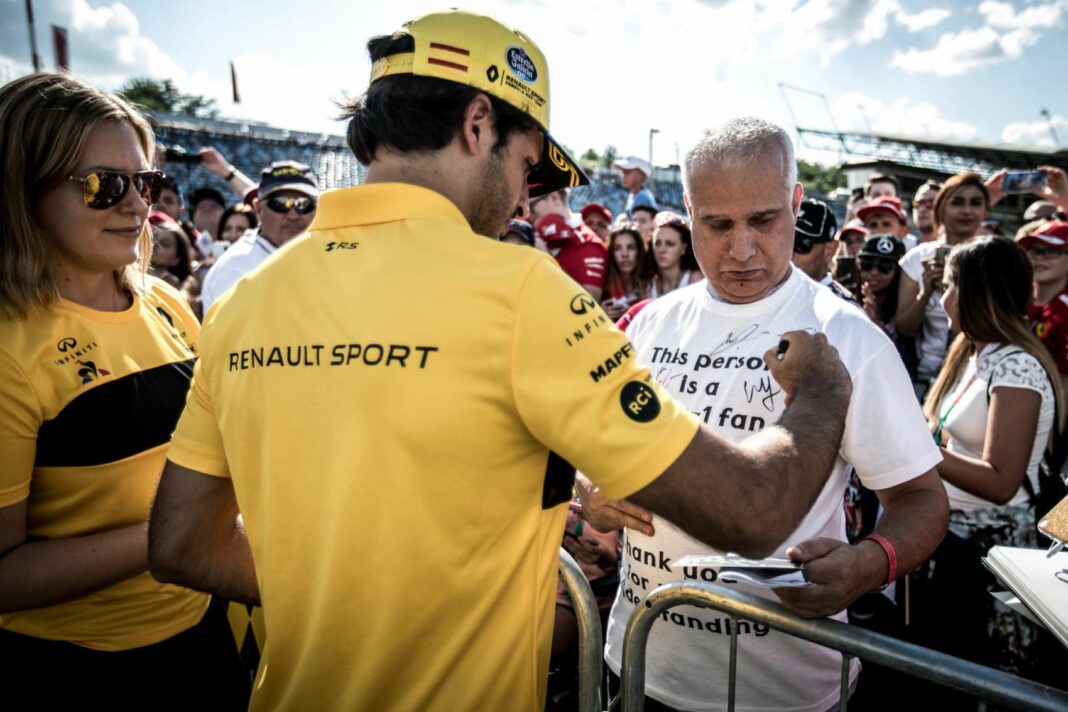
[580,148,600,164]
[117,77,219,119]
[798,159,846,196]
[601,145,619,169]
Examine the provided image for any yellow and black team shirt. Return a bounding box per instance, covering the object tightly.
[0,278,209,651]
[169,183,700,711]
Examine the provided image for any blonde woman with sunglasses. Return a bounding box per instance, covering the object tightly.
[0,74,247,706]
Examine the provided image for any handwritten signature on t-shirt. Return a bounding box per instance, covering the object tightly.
[707,324,769,357]
[743,375,782,413]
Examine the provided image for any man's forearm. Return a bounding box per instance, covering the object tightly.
[894,294,927,337]
[149,463,261,605]
[741,378,851,546]
[871,475,949,580]
[632,375,850,557]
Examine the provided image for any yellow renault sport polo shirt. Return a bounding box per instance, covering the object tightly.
[168,183,699,711]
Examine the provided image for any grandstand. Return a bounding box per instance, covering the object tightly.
[151,111,687,216]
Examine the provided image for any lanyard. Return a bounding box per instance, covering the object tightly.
[933,368,978,446]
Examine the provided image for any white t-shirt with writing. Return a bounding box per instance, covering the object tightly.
[899,241,949,382]
[936,344,1055,511]
[603,268,942,712]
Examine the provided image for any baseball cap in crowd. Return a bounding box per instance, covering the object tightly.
[581,203,612,224]
[1018,221,1068,251]
[613,156,652,178]
[795,198,837,243]
[148,210,182,230]
[857,196,908,225]
[368,10,588,198]
[190,187,226,211]
[837,220,869,242]
[257,161,319,200]
[858,235,906,262]
[502,219,535,246]
[1024,200,1057,223]
[533,214,575,245]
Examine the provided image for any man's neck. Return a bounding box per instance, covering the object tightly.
[364,152,474,227]
[1035,277,1068,307]
[918,226,936,243]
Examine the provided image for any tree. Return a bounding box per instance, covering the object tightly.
[117,77,219,119]
[601,145,619,169]
[580,148,600,164]
[798,159,846,196]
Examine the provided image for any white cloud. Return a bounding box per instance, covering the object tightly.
[891,0,1067,76]
[1001,114,1068,147]
[895,7,950,32]
[832,92,979,141]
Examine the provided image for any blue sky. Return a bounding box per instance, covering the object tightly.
[1,0,1065,166]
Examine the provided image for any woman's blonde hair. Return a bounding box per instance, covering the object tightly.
[924,236,1064,432]
[0,73,155,318]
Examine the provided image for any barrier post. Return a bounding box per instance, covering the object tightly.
[558,548,604,712]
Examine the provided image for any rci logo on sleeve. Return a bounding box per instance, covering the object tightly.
[620,381,660,423]
[570,293,596,315]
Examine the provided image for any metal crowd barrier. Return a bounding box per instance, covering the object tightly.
[558,548,604,712]
[619,581,1068,712]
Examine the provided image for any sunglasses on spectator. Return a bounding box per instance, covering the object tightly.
[265,195,317,215]
[1027,246,1067,260]
[793,237,816,255]
[912,199,935,209]
[859,258,896,274]
[68,170,165,210]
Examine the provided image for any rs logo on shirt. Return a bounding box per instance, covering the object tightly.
[325,241,359,252]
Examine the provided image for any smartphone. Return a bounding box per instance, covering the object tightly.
[834,255,858,285]
[1002,170,1047,194]
[934,245,951,264]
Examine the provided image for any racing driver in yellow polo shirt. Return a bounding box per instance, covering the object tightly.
[148,10,853,711]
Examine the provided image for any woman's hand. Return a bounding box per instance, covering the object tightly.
[918,258,943,299]
[861,282,880,323]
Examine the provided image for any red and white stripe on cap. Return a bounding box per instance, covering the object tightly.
[1021,221,1068,249]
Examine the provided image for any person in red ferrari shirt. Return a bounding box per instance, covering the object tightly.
[533,199,607,300]
[1020,221,1068,403]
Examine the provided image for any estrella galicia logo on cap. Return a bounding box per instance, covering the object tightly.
[506,46,537,83]
[620,381,660,423]
[570,293,596,315]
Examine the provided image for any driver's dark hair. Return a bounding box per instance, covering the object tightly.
[341,34,540,165]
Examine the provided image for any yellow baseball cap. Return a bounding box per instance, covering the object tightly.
[369,10,589,198]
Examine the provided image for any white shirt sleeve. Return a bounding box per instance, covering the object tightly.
[899,243,928,282]
[988,351,1055,401]
[840,341,943,490]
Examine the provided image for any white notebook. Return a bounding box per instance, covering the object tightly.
[983,546,1068,647]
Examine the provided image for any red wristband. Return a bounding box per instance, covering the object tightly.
[866,534,897,588]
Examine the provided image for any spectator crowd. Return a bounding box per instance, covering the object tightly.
[1,8,1068,712]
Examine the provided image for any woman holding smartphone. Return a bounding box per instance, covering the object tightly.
[895,173,990,399]
[0,73,246,706]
